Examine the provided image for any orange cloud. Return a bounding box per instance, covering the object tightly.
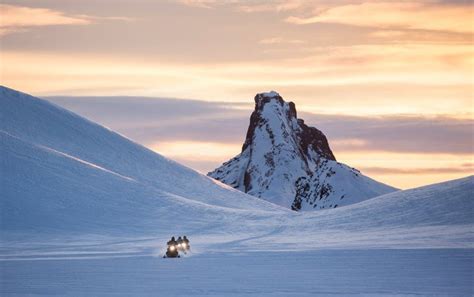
[0,4,91,35]
[150,140,239,161]
[359,166,473,175]
[369,30,406,39]
[259,37,305,45]
[2,42,471,117]
[0,4,132,36]
[286,2,473,34]
[176,0,304,12]
[336,151,473,188]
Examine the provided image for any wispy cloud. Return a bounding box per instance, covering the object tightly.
[259,37,305,45]
[360,166,473,175]
[285,2,473,34]
[176,0,221,9]
[369,30,406,39]
[175,0,304,12]
[0,4,131,36]
[306,113,474,155]
[237,0,303,13]
[0,4,90,36]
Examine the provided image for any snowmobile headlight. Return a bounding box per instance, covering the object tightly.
[170,245,176,251]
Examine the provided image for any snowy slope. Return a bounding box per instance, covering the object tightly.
[209,91,397,210]
[0,86,287,236]
[255,175,474,251]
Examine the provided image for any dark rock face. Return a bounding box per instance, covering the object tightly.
[242,92,336,162]
[297,119,335,161]
[208,91,397,211]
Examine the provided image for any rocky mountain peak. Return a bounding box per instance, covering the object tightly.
[243,91,335,162]
[209,91,396,211]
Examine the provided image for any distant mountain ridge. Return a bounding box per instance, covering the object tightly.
[208,91,397,210]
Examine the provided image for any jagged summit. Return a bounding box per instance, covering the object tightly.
[242,91,335,160]
[209,91,397,211]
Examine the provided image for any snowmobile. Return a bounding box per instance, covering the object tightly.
[163,236,191,258]
[177,241,190,253]
[163,243,180,258]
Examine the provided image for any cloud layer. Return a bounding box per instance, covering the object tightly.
[0,4,91,35]
[47,95,473,188]
[285,2,473,34]
[0,4,131,36]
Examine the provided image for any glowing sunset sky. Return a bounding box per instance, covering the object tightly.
[1,0,472,188]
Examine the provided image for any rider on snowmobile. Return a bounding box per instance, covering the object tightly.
[167,236,177,246]
[165,236,179,258]
[183,236,190,250]
[177,236,187,251]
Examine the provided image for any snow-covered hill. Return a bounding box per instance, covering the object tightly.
[209,91,397,210]
[0,86,287,237]
[256,175,473,251]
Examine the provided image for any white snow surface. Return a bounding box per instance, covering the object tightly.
[1,86,473,296]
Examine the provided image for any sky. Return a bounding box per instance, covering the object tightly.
[1,0,473,189]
